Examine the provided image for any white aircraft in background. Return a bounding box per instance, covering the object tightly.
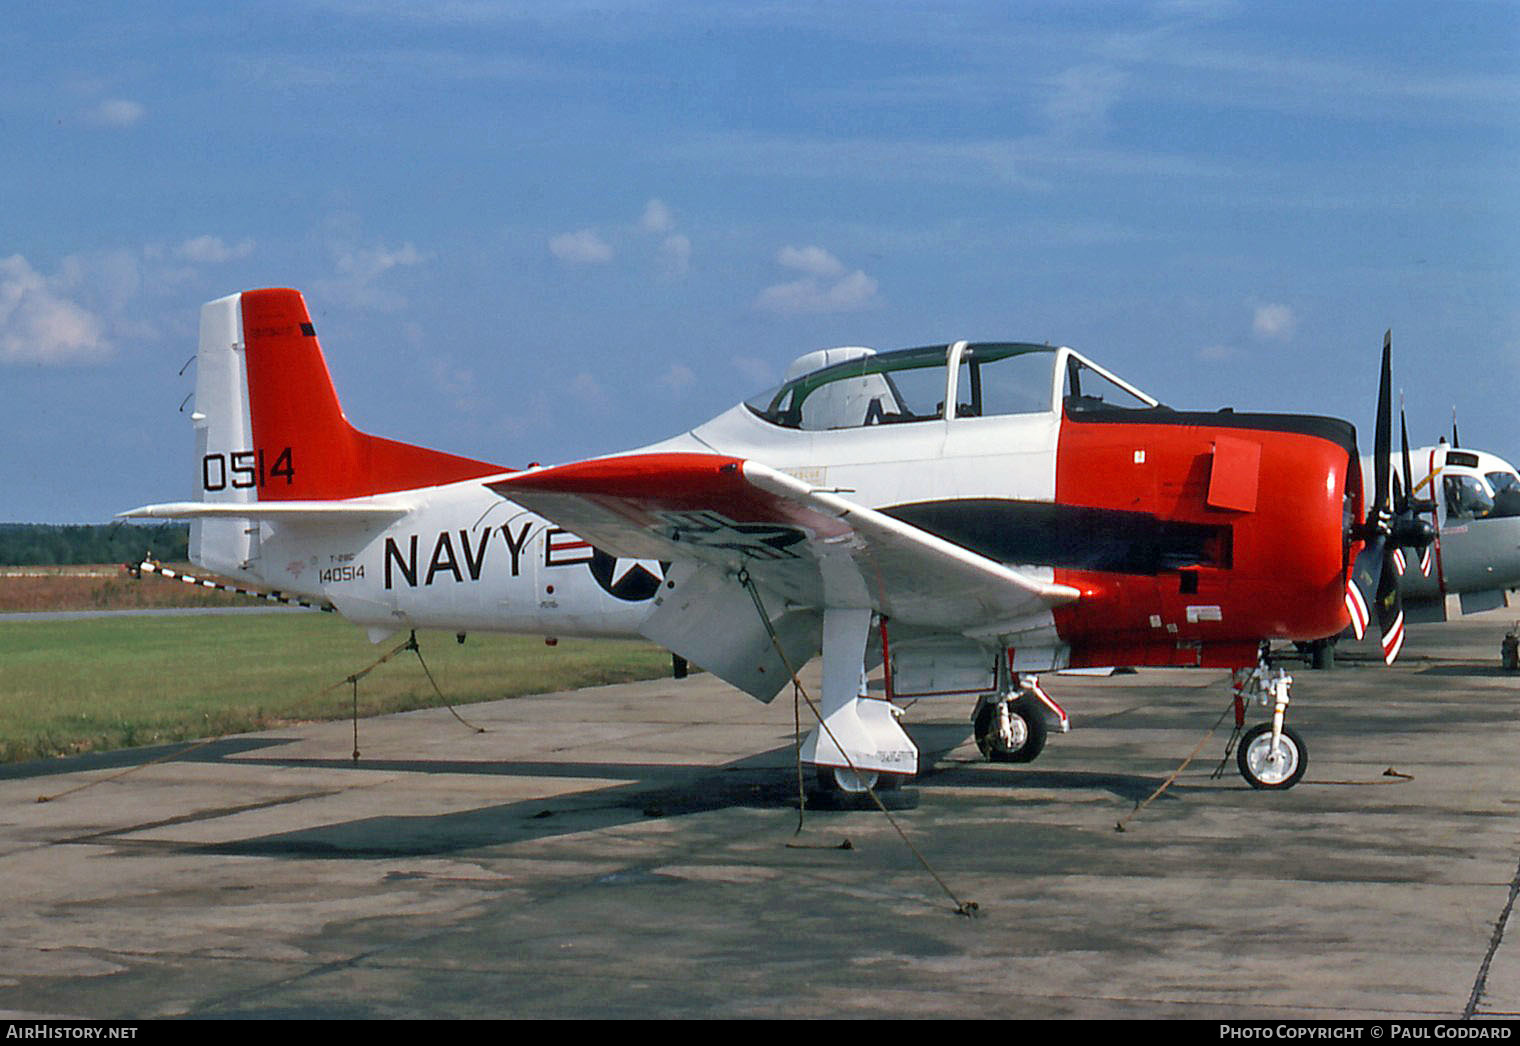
[1290,431,1520,670]
[125,289,1430,792]
[1395,440,1520,619]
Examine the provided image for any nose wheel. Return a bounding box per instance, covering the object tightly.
[1236,722,1308,789]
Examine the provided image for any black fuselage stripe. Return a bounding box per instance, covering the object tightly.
[1065,404,1358,459]
[882,500,1231,575]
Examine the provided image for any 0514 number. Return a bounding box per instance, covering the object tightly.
[202,447,294,491]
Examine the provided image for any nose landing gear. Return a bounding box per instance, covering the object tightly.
[1227,658,1308,790]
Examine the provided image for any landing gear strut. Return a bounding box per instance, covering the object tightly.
[800,608,918,790]
[1228,657,1308,790]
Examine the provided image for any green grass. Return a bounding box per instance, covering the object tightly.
[0,613,673,763]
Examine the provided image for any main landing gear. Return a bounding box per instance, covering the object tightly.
[971,663,1067,765]
[972,692,1047,763]
[1227,658,1308,790]
[1297,638,1335,670]
[801,608,918,795]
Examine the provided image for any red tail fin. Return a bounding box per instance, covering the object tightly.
[241,288,506,500]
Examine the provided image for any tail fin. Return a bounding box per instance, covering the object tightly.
[204,288,505,501]
[188,288,506,576]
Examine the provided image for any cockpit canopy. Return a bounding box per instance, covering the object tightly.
[744,341,1159,432]
[1443,465,1520,520]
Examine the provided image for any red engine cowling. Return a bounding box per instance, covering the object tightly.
[1052,408,1358,669]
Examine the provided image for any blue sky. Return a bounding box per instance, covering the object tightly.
[3,1,1516,522]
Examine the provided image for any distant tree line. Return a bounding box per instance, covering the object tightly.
[0,523,190,566]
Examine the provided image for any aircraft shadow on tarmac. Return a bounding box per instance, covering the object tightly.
[51,724,1172,860]
[1412,663,1517,678]
[5,723,1180,859]
[0,737,284,781]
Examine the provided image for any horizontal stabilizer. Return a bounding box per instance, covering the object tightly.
[119,501,410,524]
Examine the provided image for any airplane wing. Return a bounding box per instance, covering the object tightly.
[490,453,1080,698]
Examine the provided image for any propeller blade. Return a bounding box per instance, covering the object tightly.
[1371,332,1392,526]
[1398,396,1414,516]
[1346,509,1414,661]
[1394,393,1438,545]
[1376,546,1406,665]
[1452,405,1461,449]
[1345,535,1384,642]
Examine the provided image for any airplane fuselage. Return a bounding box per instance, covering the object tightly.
[208,481,661,642]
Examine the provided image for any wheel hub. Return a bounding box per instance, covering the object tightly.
[1243,733,1299,786]
[994,701,1029,752]
[829,767,879,794]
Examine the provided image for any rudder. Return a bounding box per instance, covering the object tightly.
[187,288,507,579]
[238,288,506,501]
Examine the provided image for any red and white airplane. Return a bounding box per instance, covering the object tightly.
[124,288,1427,793]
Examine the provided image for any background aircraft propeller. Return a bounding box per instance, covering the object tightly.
[1397,397,1438,578]
[1344,332,1436,664]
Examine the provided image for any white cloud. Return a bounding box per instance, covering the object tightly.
[656,362,695,395]
[1253,303,1295,339]
[549,200,690,277]
[55,249,142,315]
[659,233,691,276]
[1196,343,1241,362]
[1043,64,1129,135]
[776,245,846,279]
[757,272,880,315]
[84,98,146,128]
[641,200,690,277]
[0,255,111,365]
[549,229,614,265]
[315,227,429,311]
[334,242,425,282]
[176,235,255,264]
[569,370,609,406]
[640,199,675,234]
[757,247,879,316]
[430,356,483,414]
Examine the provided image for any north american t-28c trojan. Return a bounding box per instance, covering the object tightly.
[124,289,1430,793]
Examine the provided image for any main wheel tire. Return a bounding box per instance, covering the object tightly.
[1236,722,1308,790]
[973,694,1048,764]
[816,766,880,794]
